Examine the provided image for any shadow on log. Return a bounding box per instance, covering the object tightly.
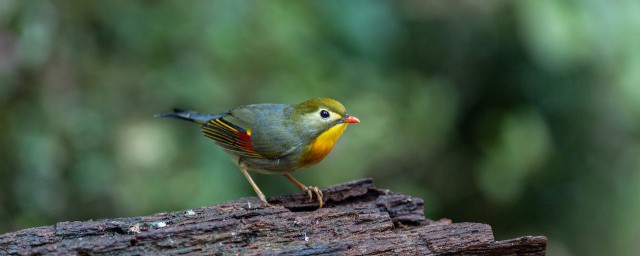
[0,179,546,255]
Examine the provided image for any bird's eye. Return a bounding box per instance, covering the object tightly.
[319,109,330,119]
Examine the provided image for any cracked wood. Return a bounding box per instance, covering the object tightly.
[0,179,547,255]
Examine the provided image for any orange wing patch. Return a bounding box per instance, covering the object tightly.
[202,117,262,158]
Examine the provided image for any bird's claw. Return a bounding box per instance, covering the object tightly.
[304,188,313,202]
[303,186,324,208]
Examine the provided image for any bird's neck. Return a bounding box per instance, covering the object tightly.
[299,123,349,167]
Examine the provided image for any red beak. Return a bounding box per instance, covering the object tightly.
[344,115,360,124]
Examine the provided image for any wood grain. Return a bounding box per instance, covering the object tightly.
[0,179,546,255]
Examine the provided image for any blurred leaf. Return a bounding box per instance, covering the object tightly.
[476,108,551,203]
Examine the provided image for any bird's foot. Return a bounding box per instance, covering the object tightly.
[258,194,271,206]
[303,186,324,208]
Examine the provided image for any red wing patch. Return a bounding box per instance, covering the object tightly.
[201,117,263,158]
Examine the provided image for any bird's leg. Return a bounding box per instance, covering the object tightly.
[239,163,269,205]
[284,174,312,200]
[283,174,324,208]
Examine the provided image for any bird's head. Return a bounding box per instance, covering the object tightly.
[291,98,360,166]
[293,98,360,166]
[292,98,360,136]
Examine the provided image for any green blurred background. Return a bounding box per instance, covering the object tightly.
[1,1,639,255]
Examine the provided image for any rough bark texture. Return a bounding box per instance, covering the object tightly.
[0,179,546,255]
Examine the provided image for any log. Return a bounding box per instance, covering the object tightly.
[0,179,546,255]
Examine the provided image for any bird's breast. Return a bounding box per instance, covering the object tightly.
[299,123,348,167]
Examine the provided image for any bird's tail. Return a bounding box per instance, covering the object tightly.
[154,108,222,125]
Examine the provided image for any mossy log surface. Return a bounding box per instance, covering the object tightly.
[0,179,546,255]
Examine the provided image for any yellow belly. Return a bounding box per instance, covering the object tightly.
[300,123,348,167]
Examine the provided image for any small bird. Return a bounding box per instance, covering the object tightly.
[155,98,360,207]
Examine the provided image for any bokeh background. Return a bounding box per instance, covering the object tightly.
[1,1,639,255]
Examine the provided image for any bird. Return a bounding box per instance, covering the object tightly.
[155,98,360,207]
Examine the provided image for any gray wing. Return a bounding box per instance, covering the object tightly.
[228,104,302,159]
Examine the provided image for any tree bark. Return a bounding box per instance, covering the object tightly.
[0,179,546,255]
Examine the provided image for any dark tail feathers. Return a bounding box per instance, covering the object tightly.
[154,108,222,124]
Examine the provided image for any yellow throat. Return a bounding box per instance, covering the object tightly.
[300,123,349,166]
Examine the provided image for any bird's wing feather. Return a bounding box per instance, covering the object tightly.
[201,104,301,160]
[230,104,301,159]
[201,116,264,158]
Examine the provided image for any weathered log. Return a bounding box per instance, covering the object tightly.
[0,179,546,255]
